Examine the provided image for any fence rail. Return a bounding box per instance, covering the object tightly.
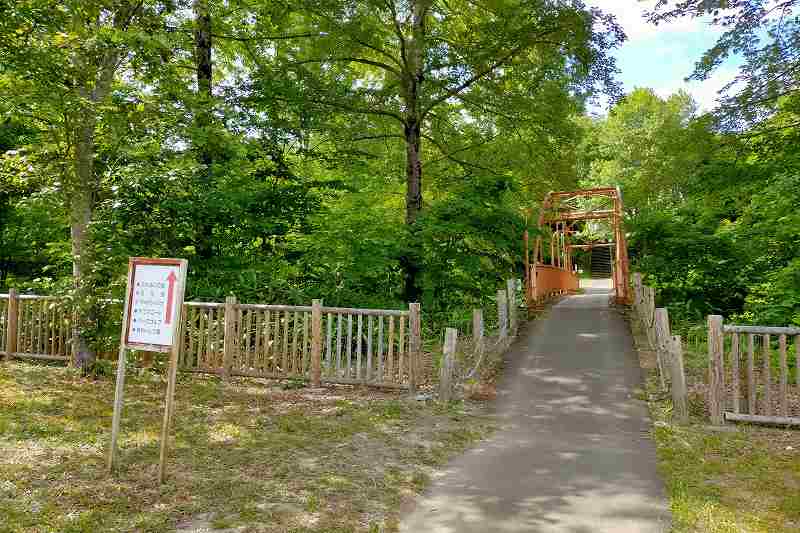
[1,291,422,390]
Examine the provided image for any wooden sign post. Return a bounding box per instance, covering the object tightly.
[107,257,188,484]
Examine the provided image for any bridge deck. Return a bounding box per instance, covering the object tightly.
[400,281,670,532]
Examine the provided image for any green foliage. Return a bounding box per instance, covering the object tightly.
[607,88,800,328]
[417,176,525,315]
[0,0,628,354]
[628,206,747,323]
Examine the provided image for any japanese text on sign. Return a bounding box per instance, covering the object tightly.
[125,263,182,348]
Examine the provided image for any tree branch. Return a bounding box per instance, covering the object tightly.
[420,27,558,117]
[291,57,401,77]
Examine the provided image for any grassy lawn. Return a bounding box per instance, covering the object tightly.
[650,400,800,533]
[0,361,493,533]
[627,311,800,532]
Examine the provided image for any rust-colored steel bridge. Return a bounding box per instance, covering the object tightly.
[524,187,630,307]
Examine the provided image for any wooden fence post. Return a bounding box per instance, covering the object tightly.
[409,303,421,394]
[654,308,670,391]
[643,286,657,349]
[6,288,18,360]
[632,273,642,318]
[708,315,725,425]
[670,335,689,424]
[497,289,508,346]
[439,328,457,402]
[507,279,517,336]
[472,309,484,356]
[222,295,238,378]
[311,299,322,387]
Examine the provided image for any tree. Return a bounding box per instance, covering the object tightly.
[580,88,712,209]
[0,0,169,367]
[650,1,800,131]
[253,0,623,300]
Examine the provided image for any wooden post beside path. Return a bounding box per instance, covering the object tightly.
[497,289,508,346]
[6,288,18,359]
[708,315,725,425]
[670,335,688,424]
[439,328,457,402]
[311,299,322,387]
[654,308,670,391]
[507,279,517,336]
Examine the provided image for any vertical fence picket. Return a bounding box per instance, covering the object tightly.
[356,315,363,381]
[290,311,299,374]
[284,310,291,374]
[321,312,329,374]
[336,313,343,377]
[780,334,788,417]
[731,333,740,414]
[346,315,353,379]
[387,317,395,383]
[377,316,384,382]
[302,311,309,375]
[398,316,406,382]
[366,315,373,382]
[763,334,772,416]
[747,334,756,415]
[794,335,800,387]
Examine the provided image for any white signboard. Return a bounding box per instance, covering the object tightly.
[123,258,187,352]
[109,257,188,482]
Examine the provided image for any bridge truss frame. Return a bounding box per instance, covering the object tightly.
[524,187,630,307]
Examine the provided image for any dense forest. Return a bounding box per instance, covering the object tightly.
[1,0,798,364]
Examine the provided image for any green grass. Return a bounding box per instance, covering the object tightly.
[0,361,493,532]
[650,396,800,532]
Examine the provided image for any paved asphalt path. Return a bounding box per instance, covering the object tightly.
[400,282,670,532]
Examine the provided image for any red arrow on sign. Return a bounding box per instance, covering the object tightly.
[165,271,178,325]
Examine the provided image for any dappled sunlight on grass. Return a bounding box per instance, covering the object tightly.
[0,361,493,532]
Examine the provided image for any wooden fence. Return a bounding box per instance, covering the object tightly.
[181,298,420,389]
[631,273,688,423]
[0,290,422,390]
[634,273,800,427]
[438,279,521,401]
[0,291,73,362]
[708,317,800,426]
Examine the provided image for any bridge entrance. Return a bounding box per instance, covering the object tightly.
[524,187,630,307]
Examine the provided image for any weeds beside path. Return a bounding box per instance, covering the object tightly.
[0,362,493,533]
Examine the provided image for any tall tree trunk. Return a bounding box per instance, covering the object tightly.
[69,46,119,368]
[71,116,97,367]
[404,119,423,225]
[401,0,428,302]
[194,0,215,259]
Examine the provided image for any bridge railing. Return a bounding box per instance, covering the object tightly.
[526,263,579,307]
